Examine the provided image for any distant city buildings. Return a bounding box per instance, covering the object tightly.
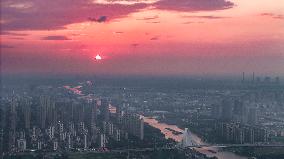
[0,76,283,157]
[215,122,268,144]
[241,72,281,85]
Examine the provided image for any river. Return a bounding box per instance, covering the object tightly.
[142,116,248,159]
[63,84,247,159]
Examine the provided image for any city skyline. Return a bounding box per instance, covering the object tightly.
[1,75,283,159]
[1,0,284,76]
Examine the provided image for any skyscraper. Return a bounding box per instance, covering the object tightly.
[212,104,222,119]
[248,107,258,125]
[221,99,233,121]
[22,98,31,130]
[39,96,48,129]
[233,100,247,123]
[100,133,106,148]
[101,99,110,122]
[122,113,144,140]
[111,99,123,123]
[91,100,98,127]
[10,98,18,132]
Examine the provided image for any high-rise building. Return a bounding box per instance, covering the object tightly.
[84,134,88,149]
[37,141,42,150]
[108,122,114,136]
[221,99,233,121]
[22,98,31,130]
[233,100,247,123]
[101,99,110,122]
[91,100,98,127]
[211,104,222,119]
[114,129,121,141]
[111,99,122,120]
[10,98,18,132]
[100,133,106,148]
[68,133,72,149]
[139,118,144,140]
[39,96,54,129]
[122,113,144,140]
[248,107,258,125]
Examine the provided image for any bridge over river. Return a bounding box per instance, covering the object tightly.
[178,128,284,149]
[143,116,283,159]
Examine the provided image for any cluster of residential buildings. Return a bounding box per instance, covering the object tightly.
[0,93,144,153]
[211,89,283,144]
[214,122,268,144]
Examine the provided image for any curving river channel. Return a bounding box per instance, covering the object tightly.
[142,116,248,159]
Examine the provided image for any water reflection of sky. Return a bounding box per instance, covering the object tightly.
[64,85,83,95]
[196,147,247,159]
[142,116,184,142]
[142,116,248,159]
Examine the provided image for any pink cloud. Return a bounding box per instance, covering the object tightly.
[1,0,234,31]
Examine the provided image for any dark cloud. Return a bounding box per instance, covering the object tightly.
[97,16,107,22]
[42,35,70,40]
[260,13,284,19]
[1,0,234,31]
[1,0,147,31]
[131,43,139,47]
[150,36,159,40]
[153,0,234,12]
[114,31,124,34]
[146,21,160,24]
[10,37,25,40]
[136,15,159,21]
[260,13,274,16]
[182,21,204,24]
[0,31,29,36]
[0,44,15,48]
[182,21,194,24]
[182,15,229,19]
[88,16,107,23]
[100,0,235,12]
[274,15,284,19]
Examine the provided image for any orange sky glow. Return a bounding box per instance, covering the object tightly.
[1,0,284,76]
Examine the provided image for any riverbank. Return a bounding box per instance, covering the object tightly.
[223,147,284,159]
[142,116,248,159]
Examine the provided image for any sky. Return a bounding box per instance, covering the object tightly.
[1,0,284,77]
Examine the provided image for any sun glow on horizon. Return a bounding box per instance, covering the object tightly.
[95,54,102,60]
[1,0,284,75]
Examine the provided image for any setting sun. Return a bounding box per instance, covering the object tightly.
[95,54,102,60]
